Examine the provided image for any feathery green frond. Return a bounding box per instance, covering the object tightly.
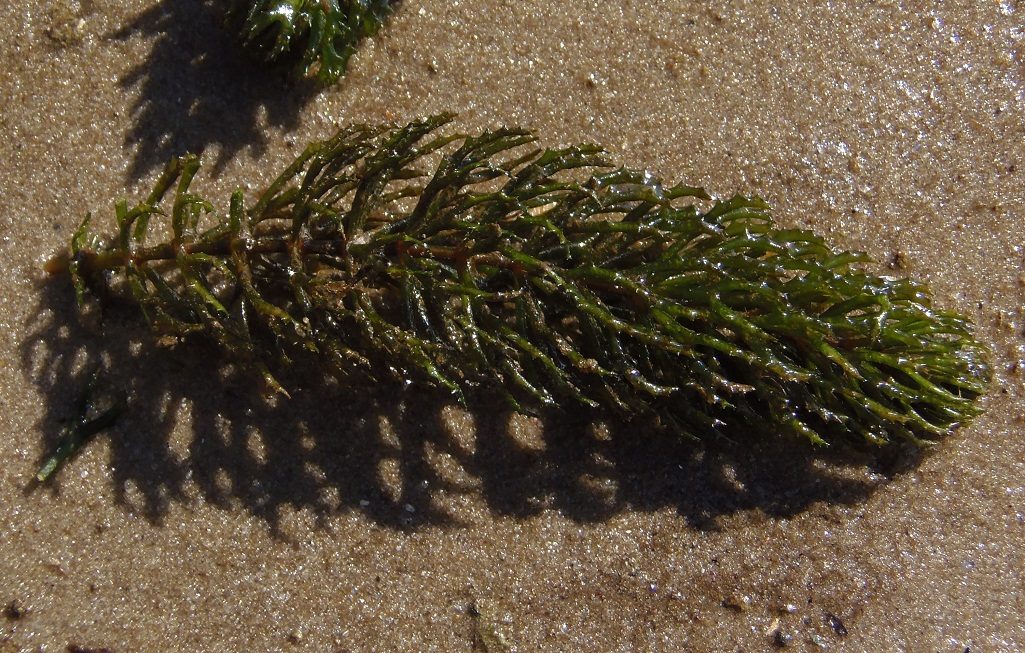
[230,0,395,84]
[52,115,990,448]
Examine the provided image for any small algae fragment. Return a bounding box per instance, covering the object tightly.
[230,0,396,84]
[34,369,125,483]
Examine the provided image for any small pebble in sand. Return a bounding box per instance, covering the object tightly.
[3,599,26,619]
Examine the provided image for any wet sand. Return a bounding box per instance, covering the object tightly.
[1,1,1023,650]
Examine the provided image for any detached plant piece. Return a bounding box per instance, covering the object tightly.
[36,369,126,482]
[48,115,989,448]
[230,0,395,84]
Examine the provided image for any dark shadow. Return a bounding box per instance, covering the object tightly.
[23,276,916,535]
[109,0,317,180]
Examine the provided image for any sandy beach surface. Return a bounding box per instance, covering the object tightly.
[1,1,1023,650]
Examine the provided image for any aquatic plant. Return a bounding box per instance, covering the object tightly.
[230,0,395,84]
[44,115,989,473]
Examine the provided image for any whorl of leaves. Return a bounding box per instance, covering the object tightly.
[57,115,990,448]
[230,0,395,84]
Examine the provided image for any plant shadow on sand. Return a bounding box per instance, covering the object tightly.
[23,279,924,537]
[109,0,318,181]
